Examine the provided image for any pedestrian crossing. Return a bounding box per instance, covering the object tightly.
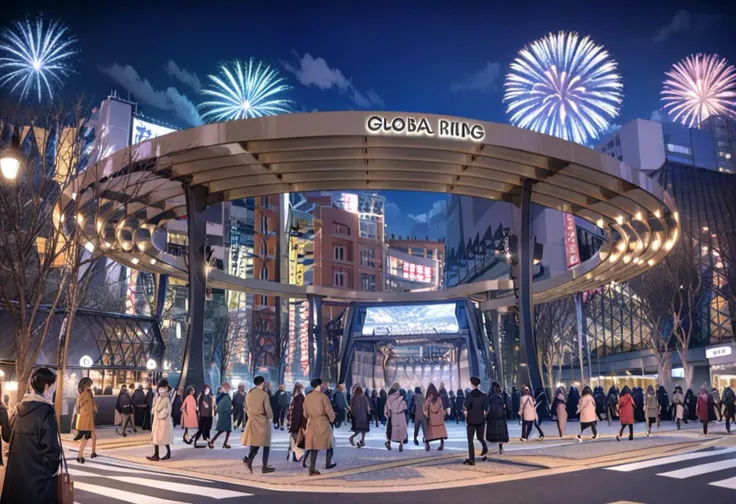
[67,458,255,503]
[606,446,736,491]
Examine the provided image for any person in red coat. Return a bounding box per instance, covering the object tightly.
[696,385,713,435]
[616,386,635,441]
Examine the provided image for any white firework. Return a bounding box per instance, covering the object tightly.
[199,59,292,122]
[661,54,736,128]
[0,17,77,102]
[504,31,623,144]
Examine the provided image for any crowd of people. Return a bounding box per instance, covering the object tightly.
[3,370,736,501]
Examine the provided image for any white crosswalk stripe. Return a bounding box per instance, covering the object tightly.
[606,447,736,492]
[68,461,254,503]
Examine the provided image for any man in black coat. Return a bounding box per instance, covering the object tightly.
[142,382,155,430]
[1,367,60,504]
[511,387,520,421]
[132,384,147,427]
[463,376,489,466]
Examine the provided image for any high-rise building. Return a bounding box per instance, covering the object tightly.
[385,236,445,292]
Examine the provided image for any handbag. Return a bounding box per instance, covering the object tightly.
[57,431,74,504]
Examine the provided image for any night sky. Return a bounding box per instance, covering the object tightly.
[2,0,734,238]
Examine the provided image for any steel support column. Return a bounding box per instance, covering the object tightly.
[517,178,543,394]
[178,185,208,390]
[314,296,323,378]
[490,310,504,389]
[307,294,315,375]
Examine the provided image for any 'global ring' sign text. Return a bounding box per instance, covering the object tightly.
[366,115,485,142]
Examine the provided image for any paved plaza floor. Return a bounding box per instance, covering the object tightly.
[68,417,729,492]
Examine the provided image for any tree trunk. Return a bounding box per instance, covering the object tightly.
[575,294,586,386]
[656,351,672,394]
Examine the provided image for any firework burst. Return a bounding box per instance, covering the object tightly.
[504,31,623,144]
[199,59,292,122]
[661,54,736,127]
[0,17,77,102]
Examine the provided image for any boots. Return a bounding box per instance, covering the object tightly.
[146,446,160,462]
[325,449,337,470]
[160,445,171,460]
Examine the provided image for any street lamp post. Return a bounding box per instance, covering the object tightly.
[0,132,22,180]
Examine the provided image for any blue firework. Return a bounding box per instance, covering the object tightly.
[0,17,77,102]
[504,31,623,145]
[199,59,292,122]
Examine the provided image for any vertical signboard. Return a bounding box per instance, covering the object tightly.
[563,212,580,269]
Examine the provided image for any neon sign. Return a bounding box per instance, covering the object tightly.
[366,115,485,142]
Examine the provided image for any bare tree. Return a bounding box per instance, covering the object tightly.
[247,310,273,378]
[666,237,702,389]
[0,102,81,402]
[210,309,248,384]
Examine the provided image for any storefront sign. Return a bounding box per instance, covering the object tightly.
[563,212,580,269]
[706,346,732,359]
[79,355,93,368]
[366,115,485,142]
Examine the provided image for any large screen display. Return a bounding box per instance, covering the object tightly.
[361,303,459,336]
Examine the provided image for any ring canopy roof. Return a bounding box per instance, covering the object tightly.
[66,111,679,305]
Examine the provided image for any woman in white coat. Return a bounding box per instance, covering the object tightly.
[147,378,174,461]
[576,386,599,441]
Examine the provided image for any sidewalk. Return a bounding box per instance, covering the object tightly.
[81,418,732,493]
[61,425,151,449]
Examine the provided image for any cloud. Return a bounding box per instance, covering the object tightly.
[650,109,671,123]
[409,199,448,225]
[652,10,722,43]
[99,63,202,126]
[164,60,202,93]
[451,62,502,92]
[282,52,385,109]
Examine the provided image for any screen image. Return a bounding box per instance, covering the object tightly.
[131,118,177,145]
[361,303,459,336]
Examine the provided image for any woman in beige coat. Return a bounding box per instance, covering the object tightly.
[576,386,599,441]
[74,377,98,463]
[242,376,275,474]
[147,379,173,461]
[304,378,337,476]
[423,383,447,451]
[551,387,567,437]
[519,386,538,441]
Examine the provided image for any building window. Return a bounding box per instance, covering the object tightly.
[333,270,345,287]
[360,247,375,267]
[360,273,376,292]
[333,222,350,236]
[666,143,692,155]
[334,245,345,262]
[260,295,268,306]
[260,240,267,256]
[359,220,378,240]
[261,196,269,208]
[260,214,268,233]
[260,265,268,280]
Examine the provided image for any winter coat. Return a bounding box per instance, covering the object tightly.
[350,394,371,432]
[278,391,290,410]
[455,393,466,418]
[233,391,246,414]
[439,388,450,410]
[150,394,173,446]
[618,394,635,425]
[554,394,568,432]
[464,389,489,426]
[566,387,579,420]
[697,393,710,422]
[578,394,597,423]
[116,391,132,415]
[485,393,509,443]
[385,392,408,442]
[304,389,336,450]
[411,392,426,422]
[671,392,685,420]
[594,390,606,415]
[216,393,233,432]
[132,389,146,408]
[198,393,214,418]
[288,393,307,433]
[171,392,182,425]
[334,390,348,423]
[75,390,97,432]
[181,395,199,429]
[511,390,520,415]
[1,394,60,504]
[645,394,659,418]
[242,387,273,447]
[0,403,9,467]
[423,396,447,441]
[519,394,537,421]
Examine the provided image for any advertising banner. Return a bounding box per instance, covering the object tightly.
[564,212,580,269]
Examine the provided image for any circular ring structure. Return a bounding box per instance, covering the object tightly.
[65,111,679,304]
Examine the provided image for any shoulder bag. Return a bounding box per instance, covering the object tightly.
[57,430,74,504]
